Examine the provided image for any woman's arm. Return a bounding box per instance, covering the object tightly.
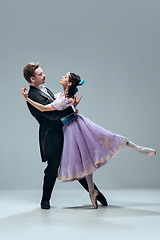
[21,87,74,112]
[21,87,56,112]
[27,98,56,112]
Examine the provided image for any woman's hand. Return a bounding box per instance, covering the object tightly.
[73,93,83,108]
[21,87,28,100]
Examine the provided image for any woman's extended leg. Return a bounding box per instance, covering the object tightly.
[126,141,156,155]
[86,173,99,209]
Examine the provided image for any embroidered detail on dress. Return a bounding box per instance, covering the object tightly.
[100,136,112,149]
[52,99,66,110]
[51,92,72,111]
[58,138,128,182]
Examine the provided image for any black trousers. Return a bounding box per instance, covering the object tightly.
[41,127,63,202]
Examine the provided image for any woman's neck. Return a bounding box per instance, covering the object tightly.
[63,86,69,98]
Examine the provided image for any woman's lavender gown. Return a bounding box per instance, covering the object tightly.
[52,92,128,182]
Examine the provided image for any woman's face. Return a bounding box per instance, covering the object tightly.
[60,73,70,87]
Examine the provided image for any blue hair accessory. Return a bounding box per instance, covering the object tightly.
[78,79,85,86]
[74,87,78,93]
[74,79,84,94]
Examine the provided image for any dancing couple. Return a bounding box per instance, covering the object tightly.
[22,62,156,209]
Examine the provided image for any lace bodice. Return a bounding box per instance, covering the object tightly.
[51,92,72,111]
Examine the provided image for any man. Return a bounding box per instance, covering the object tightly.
[23,62,108,209]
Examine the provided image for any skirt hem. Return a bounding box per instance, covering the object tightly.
[58,138,128,182]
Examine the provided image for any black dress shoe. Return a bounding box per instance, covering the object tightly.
[97,192,108,206]
[41,200,50,210]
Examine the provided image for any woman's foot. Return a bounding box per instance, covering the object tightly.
[89,189,99,209]
[134,146,156,156]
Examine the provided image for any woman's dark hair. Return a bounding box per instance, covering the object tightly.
[65,72,81,98]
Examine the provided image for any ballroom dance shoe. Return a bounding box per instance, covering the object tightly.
[97,191,108,206]
[41,200,50,210]
[134,146,156,156]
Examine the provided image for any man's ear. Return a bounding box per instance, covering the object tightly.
[30,77,35,83]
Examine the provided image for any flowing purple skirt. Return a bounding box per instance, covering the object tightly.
[58,114,128,182]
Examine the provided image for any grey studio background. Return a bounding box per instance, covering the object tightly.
[0,0,159,190]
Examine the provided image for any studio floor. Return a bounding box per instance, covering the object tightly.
[0,188,160,240]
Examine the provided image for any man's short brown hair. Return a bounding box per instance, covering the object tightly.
[23,62,40,83]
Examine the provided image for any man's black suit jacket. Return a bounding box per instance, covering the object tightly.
[27,86,74,162]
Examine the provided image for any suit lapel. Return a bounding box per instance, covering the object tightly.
[30,86,54,103]
[46,87,55,100]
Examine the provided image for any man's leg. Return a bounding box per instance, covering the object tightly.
[41,151,61,203]
[41,128,63,209]
[78,178,108,206]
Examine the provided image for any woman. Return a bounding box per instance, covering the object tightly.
[21,72,156,209]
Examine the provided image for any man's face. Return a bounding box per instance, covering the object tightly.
[31,67,45,87]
